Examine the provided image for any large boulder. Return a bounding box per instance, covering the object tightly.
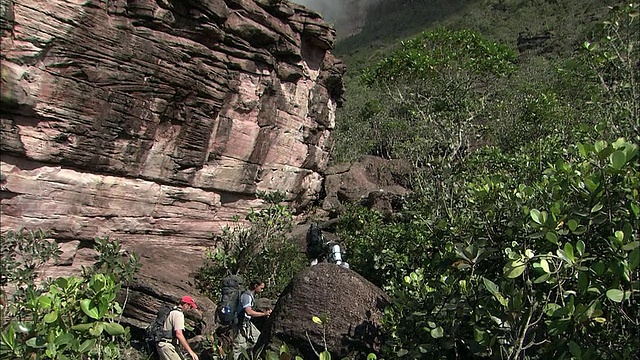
[257,263,390,358]
[322,155,410,217]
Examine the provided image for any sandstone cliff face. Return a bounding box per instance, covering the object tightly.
[0,0,344,326]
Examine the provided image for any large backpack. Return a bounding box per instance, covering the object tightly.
[145,306,177,344]
[307,222,326,260]
[217,275,246,325]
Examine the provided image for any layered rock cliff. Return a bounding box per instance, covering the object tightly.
[0,0,344,326]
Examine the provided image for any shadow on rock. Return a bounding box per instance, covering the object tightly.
[256,263,390,358]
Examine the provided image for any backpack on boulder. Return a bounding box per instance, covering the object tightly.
[217,275,246,325]
[145,306,177,345]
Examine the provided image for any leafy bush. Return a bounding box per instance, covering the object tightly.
[334,6,639,358]
[581,2,640,142]
[0,231,140,359]
[0,229,60,292]
[341,137,639,359]
[195,191,307,300]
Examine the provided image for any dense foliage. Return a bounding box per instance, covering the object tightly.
[334,3,639,359]
[0,231,140,359]
[195,191,307,300]
[2,2,637,360]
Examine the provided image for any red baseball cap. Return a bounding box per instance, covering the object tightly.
[181,295,197,309]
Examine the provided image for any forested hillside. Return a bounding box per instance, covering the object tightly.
[329,0,639,358]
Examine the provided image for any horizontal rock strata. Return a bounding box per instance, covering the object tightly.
[0,0,344,327]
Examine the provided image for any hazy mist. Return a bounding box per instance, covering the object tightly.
[291,0,382,37]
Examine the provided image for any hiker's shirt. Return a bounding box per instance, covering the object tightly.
[239,291,254,324]
[162,308,184,346]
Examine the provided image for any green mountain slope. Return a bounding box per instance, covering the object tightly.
[335,0,625,74]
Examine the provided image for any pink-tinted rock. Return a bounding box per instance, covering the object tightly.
[0,0,344,329]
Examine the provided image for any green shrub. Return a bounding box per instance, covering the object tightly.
[195,191,307,300]
[0,231,140,359]
[340,138,639,359]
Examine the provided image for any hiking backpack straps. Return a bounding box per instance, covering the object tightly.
[145,306,178,343]
[218,275,245,325]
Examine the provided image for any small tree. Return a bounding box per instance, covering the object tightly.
[195,191,307,300]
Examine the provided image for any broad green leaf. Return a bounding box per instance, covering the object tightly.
[80,299,100,320]
[280,344,290,355]
[78,339,96,353]
[568,341,581,358]
[530,209,542,224]
[430,326,444,339]
[573,225,587,235]
[504,260,526,278]
[592,213,608,225]
[558,249,574,264]
[46,340,56,358]
[474,328,486,342]
[44,311,58,324]
[591,203,603,213]
[622,241,639,251]
[576,240,585,256]
[265,351,279,360]
[623,223,633,240]
[612,137,626,149]
[367,354,377,360]
[38,296,52,310]
[567,219,578,232]
[593,262,605,276]
[482,277,499,296]
[319,350,331,360]
[54,333,74,346]
[529,231,546,239]
[615,230,625,243]
[312,316,323,325]
[544,303,561,317]
[594,140,607,154]
[631,203,639,217]
[89,322,104,337]
[584,178,599,193]
[577,142,588,157]
[534,273,550,284]
[610,150,626,170]
[25,336,47,349]
[564,243,575,262]
[606,289,625,302]
[54,277,69,290]
[103,322,125,336]
[540,259,550,273]
[578,272,589,294]
[545,231,558,244]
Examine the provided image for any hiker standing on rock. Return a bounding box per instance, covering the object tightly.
[157,296,200,360]
[232,280,271,360]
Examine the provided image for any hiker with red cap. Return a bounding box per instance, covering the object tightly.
[156,295,200,360]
